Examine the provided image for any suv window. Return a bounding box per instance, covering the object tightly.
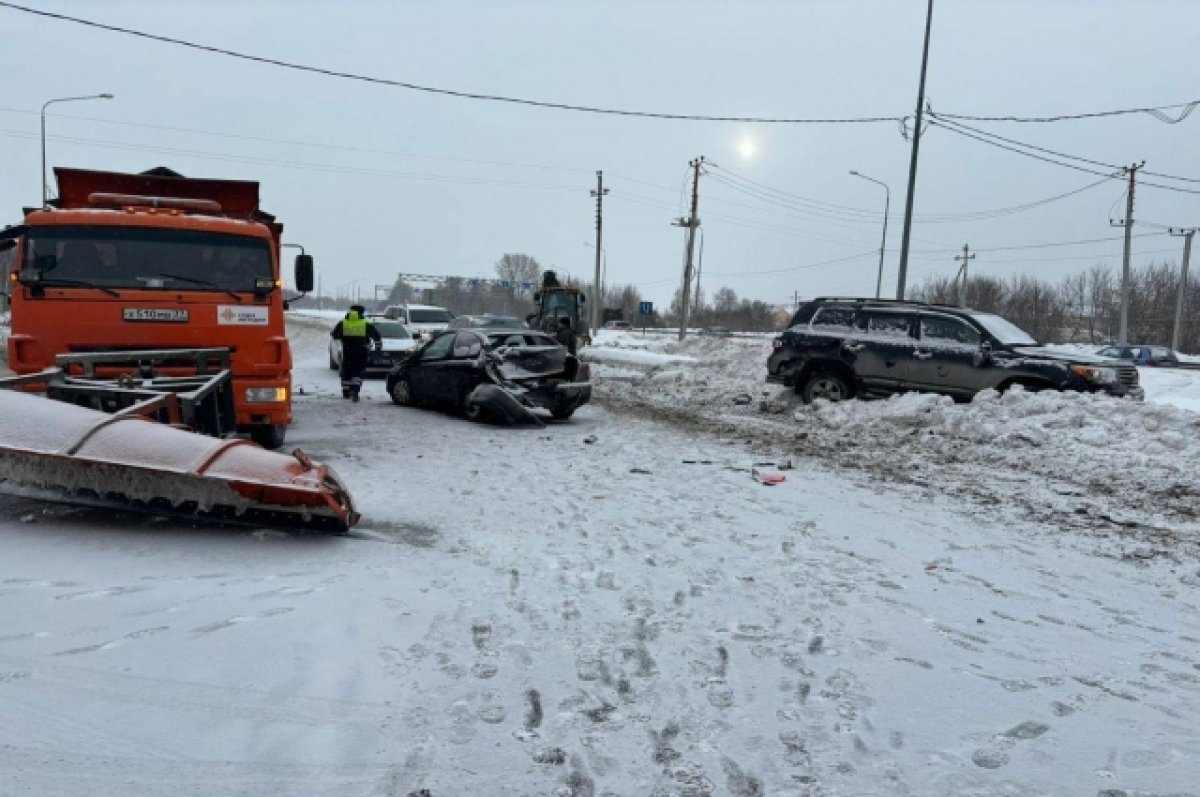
[920,315,981,346]
[862,312,913,339]
[811,306,856,330]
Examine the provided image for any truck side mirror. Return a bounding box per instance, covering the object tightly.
[294,254,314,293]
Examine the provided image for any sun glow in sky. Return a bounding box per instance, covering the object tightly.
[736,134,757,162]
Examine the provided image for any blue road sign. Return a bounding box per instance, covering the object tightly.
[638,301,653,315]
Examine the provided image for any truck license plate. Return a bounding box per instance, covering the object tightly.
[123,308,189,322]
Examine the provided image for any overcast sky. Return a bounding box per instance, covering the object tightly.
[2,0,1198,308]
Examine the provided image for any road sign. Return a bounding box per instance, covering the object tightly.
[638,301,653,315]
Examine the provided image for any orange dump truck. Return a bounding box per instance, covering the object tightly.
[2,167,313,449]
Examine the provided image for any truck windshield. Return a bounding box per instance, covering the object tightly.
[23,226,272,292]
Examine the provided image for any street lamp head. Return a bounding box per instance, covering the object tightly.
[849,170,860,176]
[99,93,114,99]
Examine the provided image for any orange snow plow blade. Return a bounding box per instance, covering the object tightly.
[0,390,358,532]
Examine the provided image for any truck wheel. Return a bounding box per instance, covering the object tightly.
[329,353,338,371]
[800,370,852,404]
[250,424,287,450]
[550,405,575,420]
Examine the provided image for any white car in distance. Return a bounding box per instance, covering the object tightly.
[382,304,455,340]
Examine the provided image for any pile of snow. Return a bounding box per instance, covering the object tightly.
[594,335,1200,555]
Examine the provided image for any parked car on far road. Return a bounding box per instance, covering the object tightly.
[1095,345,1180,367]
[329,318,417,374]
[603,320,632,330]
[382,304,455,339]
[386,328,592,425]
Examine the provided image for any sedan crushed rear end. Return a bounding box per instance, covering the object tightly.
[386,329,591,426]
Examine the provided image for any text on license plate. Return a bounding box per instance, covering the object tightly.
[123,308,189,322]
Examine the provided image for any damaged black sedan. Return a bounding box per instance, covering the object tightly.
[386,328,592,425]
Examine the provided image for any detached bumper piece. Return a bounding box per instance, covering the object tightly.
[0,378,358,533]
[468,383,546,427]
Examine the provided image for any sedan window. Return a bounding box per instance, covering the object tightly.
[920,316,981,346]
[420,332,456,360]
[452,332,483,358]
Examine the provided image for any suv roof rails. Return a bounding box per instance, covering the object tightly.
[809,296,929,306]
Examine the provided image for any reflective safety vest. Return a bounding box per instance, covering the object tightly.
[342,312,367,338]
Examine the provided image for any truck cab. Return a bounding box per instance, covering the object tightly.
[4,167,313,449]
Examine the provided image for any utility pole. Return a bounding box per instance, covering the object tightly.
[693,229,705,314]
[673,157,704,341]
[895,0,935,300]
[1170,227,1196,352]
[590,171,608,335]
[1110,161,1144,345]
[953,244,974,307]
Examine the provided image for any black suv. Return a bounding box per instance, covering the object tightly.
[768,298,1144,403]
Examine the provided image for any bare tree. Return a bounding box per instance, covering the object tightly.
[494,254,542,289]
[713,287,739,314]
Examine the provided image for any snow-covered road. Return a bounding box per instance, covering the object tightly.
[2,318,1199,795]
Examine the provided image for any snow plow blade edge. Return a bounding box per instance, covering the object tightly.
[0,390,358,532]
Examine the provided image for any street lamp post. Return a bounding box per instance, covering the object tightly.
[850,170,890,300]
[41,93,114,207]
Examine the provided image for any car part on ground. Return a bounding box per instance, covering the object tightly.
[0,370,358,532]
[386,328,591,425]
[768,297,1143,404]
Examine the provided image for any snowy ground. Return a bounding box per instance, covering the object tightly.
[2,318,1200,795]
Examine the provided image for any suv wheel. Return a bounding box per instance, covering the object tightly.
[800,370,852,403]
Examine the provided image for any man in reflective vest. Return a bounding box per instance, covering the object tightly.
[330,304,382,402]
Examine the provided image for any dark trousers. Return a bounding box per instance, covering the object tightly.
[340,342,370,393]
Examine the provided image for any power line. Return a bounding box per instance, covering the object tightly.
[6,2,1195,130]
[706,250,878,278]
[931,114,1200,184]
[706,161,1114,223]
[0,106,597,177]
[0,128,586,192]
[927,119,1200,196]
[933,99,1199,125]
[0,2,896,125]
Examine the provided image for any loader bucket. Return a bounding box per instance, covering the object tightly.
[0,390,358,532]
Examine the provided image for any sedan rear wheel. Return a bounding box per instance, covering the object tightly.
[390,376,414,406]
